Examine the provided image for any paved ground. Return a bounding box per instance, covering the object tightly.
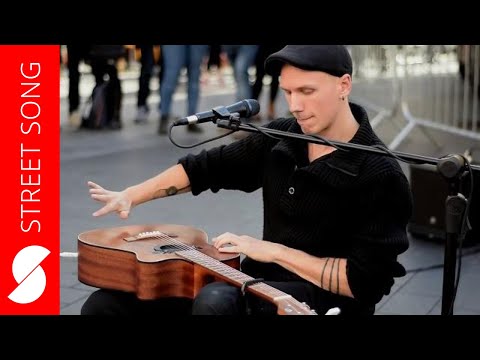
[59,63,480,315]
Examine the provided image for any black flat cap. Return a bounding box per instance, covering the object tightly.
[265,45,353,77]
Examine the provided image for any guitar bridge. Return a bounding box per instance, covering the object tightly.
[124,230,178,242]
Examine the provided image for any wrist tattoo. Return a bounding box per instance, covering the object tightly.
[336,259,340,294]
[321,257,330,289]
[329,259,334,292]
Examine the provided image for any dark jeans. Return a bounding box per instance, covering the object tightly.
[66,44,90,114]
[137,45,163,109]
[80,281,373,316]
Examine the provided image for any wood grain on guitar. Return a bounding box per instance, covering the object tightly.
[77,224,317,315]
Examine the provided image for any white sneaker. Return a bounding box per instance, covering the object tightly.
[134,106,149,124]
[68,110,82,128]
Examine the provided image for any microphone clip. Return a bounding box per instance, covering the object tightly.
[212,105,234,121]
[213,106,242,130]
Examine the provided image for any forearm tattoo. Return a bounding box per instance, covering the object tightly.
[155,185,189,198]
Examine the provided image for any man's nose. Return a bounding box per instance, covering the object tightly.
[289,94,303,113]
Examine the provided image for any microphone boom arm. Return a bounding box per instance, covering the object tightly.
[216,120,480,171]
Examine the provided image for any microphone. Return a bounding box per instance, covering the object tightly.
[173,99,260,126]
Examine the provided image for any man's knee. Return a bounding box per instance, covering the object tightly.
[192,282,242,315]
[80,289,133,315]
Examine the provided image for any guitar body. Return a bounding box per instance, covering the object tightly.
[77,224,240,300]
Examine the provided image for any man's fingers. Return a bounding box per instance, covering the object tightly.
[90,194,109,202]
[216,245,238,253]
[213,235,238,249]
[118,210,130,219]
[88,181,128,218]
[92,204,115,217]
[87,181,104,190]
[89,188,106,195]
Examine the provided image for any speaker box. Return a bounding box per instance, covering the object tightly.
[408,163,480,246]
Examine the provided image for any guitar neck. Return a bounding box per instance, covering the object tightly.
[176,248,308,312]
[122,231,315,314]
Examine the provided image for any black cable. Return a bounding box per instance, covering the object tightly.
[167,123,235,149]
[244,122,282,140]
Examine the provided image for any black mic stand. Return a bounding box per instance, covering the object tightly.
[437,156,468,315]
[217,118,479,315]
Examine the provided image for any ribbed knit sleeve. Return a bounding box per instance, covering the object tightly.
[177,118,293,195]
[346,169,412,305]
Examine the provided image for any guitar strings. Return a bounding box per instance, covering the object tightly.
[149,231,313,313]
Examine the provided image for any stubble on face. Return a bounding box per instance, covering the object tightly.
[280,65,341,136]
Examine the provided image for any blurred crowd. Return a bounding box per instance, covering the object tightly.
[61,44,285,135]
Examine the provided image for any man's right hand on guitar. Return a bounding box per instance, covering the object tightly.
[87,181,132,219]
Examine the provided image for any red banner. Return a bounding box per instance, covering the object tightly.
[0,45,59,314]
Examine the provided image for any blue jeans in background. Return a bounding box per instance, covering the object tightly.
[222,45,259,101]
[160,45,208,117]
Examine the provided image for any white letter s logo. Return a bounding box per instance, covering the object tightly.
[8,245,50,304]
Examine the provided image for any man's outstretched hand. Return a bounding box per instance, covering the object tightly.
[87,181,132,219]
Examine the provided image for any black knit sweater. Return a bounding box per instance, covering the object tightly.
[178,103,412,307]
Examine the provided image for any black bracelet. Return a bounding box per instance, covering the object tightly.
[336,259,340,294]
[320,257,329,289]
[241,278,264,296]
[329,259,334,292]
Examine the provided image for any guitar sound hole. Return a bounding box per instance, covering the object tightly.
[153,244,182,254]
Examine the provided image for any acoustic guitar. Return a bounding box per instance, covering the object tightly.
[77,224,317,315]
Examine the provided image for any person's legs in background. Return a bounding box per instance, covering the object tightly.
[185,44,209,133]
[158,45,186,135]
[223,45,259,139]
[267,65,281,120]
[135,45,155,124]
[252,46,267,121]
[203,44,225,87]
[253,44,284,121]
[105,62,122,129]
[223,45,259,102]
[66,44,89,128]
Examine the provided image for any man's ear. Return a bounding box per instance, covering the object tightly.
[339,74,352,97]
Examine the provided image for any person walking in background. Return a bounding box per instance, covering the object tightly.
[157,45,209,135]
[134,45,163,124]
[252,44,285,120]
[222,45,259,101]
[201,44,227,87]
[80,45,412,316]
[66,44,91,128]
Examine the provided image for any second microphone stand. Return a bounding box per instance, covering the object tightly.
[216,115,478,316]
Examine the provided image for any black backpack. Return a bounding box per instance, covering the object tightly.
[81,76,122,129]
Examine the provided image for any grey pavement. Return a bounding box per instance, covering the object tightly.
[60,64,480,315]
